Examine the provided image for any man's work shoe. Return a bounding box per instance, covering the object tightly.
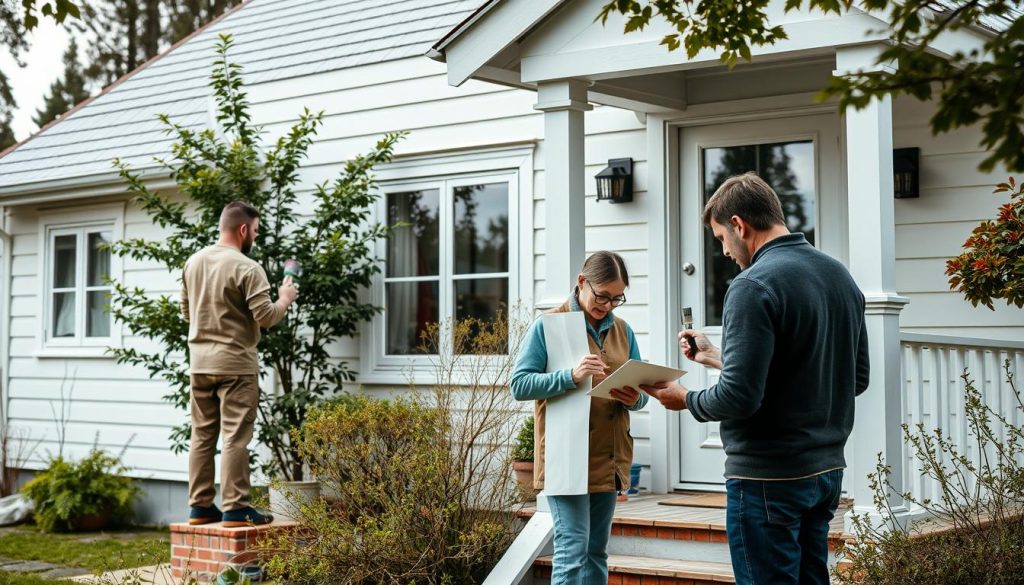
[188,504,222,525]
[221,507,274,527]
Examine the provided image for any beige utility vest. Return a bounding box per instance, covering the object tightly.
[533,299,634,493]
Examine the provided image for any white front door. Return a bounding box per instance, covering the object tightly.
[675,114,843,489]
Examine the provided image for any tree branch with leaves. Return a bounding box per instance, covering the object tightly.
[599,0,1024,172]
[108,34,404,481]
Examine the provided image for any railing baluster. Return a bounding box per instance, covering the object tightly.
[897,334,1023,511]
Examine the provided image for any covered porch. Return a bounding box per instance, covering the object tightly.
[431,0,1023,528]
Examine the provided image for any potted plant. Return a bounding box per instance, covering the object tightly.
[21,448,138,532]
[511,415,536,500]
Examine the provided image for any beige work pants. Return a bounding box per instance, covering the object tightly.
[188,374,259,512]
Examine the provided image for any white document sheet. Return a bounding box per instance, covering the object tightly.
[589,360,686,399]
[540,312,591,496]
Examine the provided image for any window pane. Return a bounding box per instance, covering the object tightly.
[454,183,509,275]
[701,141,815,326]
[53,234,77,289]
[386,281,439,355]
[455,277,509,354]
[88,231,112,287]
[86,290,110,337]
[387,190,440,277]
[52,292,76,338]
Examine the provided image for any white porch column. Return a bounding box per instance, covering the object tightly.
[534,80,591,307]
[835,46,911,530]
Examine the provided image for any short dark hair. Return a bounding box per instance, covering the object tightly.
[219,201,259,231]
[702,172,786,230]
[580,251,629,287]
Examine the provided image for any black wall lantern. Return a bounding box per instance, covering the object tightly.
[595,158,634,203]
[893,147,920,199]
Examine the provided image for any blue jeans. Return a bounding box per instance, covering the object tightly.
[725,469,843,585]
[547,492,617,585]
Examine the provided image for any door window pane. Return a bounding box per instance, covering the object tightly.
[53,234,77,289]
[454,183,509,275]
[87,231,111,287]
[53,292,76,338]
[386,281,439,355]
[387,190,440,277]
[701,141,815,326]
[86,291,110,338]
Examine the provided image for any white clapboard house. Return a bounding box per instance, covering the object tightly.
[0,0,1022,539]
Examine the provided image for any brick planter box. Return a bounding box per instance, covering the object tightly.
[169,520,297,582]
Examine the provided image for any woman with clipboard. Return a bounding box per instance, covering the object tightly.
[510,251,649,585]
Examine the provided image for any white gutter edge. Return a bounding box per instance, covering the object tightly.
[0,206,11,436]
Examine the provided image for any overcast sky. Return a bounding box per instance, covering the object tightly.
[1,19,71,141]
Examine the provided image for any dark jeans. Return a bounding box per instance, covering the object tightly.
[725,469,843,585]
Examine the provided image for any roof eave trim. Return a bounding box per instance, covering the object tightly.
[429,0,502,57]
[0,166,172,205]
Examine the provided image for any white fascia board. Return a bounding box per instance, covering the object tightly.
[0,166,174,206]
[521,11,890,83]
[443,0,564,87]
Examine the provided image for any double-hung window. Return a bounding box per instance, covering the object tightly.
[384,177,513,355]
[362,147,533,382]
[40,206,123,353]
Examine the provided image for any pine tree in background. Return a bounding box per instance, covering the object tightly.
[0,3,30,150]
[75,0,242,87]
[33,38,90,128]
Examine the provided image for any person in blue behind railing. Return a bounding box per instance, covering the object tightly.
[640,173,870,585]
[510,251,648,585]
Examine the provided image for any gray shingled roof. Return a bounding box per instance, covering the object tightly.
[0,0,479,190]
[2,0,1018,191]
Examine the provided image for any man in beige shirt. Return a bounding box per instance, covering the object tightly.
[180,201,297,527]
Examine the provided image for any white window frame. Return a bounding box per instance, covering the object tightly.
[360,146,535,385]
[37,204,125,357]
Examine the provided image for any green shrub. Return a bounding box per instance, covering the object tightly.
[511,415,534,462]
[261,315,527,584]
[834,361,1024,584]
[22,448,139,532]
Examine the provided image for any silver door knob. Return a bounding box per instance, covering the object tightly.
[682,262,695,275]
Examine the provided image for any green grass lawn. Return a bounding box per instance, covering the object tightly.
[0,573,67,585]
[0,524,169,576]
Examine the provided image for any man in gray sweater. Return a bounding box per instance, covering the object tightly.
[642,173,869,585]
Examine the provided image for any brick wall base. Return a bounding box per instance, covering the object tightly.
[169,521,296,582]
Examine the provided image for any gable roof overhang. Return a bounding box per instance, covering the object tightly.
[430,0,1000,113]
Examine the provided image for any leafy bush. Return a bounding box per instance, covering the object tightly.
[261,314,528,584]
[946,177,1024,309]
[22,448,139,532]
[834,362,1024,584]
[511,415,534,462]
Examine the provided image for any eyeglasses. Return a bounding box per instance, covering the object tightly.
[585,279,626,307]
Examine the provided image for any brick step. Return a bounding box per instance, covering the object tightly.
[169,520,297,581]
[533,554,735,584]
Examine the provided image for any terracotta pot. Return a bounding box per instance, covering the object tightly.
[75,512,109,531]
[512,461,536,501]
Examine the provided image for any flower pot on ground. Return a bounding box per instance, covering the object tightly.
[268,480,321,522]
[511,415,537,501]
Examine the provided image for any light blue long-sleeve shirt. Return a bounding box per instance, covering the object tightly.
[510,298,648,411]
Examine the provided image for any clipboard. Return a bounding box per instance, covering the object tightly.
[589,360,686,399]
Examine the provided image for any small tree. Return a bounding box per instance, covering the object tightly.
[946,177,1024,310]
[108,34,403,481]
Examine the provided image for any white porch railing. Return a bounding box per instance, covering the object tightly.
[900,333,1024,509]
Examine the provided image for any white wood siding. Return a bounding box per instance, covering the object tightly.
[892,96,1024,340]
[5,203,190,480]
[5,56,657,482]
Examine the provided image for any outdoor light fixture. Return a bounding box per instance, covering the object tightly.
[595,158,633,203]
[893,148,920,199]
